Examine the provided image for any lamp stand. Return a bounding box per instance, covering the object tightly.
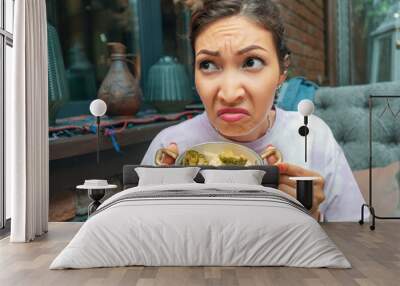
[96,116,100,165]
[298,116,309,162]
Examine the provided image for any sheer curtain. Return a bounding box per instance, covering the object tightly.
[7,0,48,242]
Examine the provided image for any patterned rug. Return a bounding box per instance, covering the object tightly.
[49,110,203,139]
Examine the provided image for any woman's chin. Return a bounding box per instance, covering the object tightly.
[215,125,253,139]
[210,116,259,139]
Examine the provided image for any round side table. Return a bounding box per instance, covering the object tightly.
[76,184,117,216]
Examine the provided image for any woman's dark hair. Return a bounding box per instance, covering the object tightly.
[189,0,290,72]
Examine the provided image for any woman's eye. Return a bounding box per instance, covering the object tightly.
[199,61,219,72]
[242,57,265,70]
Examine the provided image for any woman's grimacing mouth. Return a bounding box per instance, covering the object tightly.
[217,107,250,122]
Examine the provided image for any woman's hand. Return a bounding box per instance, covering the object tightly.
[155,143,179,165]
[276,162,325,220]
[261,144,283,165]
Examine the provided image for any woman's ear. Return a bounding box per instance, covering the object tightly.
[278,53,290,85]
[278,72,287,86]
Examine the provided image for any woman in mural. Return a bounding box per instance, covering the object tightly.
[141,0,366,222]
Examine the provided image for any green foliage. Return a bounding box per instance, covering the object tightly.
[352,0,399,35]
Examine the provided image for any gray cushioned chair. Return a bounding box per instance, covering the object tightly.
[313,81,400,171]
[278,80,400,216]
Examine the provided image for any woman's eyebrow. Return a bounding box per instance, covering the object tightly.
[196,45,269,57]
[237,45,269,55]
[196,49,220,57]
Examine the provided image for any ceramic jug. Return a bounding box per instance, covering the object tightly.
[98,42,141,116]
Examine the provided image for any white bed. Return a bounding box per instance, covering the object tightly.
[50,182,350,269]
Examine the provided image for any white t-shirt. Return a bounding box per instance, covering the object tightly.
[141,107,367,222]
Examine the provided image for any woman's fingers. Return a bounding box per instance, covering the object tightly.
[278,183,296,198]
[277,162,319,177]
[261,145,283,165]
[277,162,324,187]
[155,143,179,165]
[314,189,325,205]
[167,143,179,154]
[279,175,297,188]
[280,175,324,194]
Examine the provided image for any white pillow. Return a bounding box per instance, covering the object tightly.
[200,169,266,185]
[135,167,200,186]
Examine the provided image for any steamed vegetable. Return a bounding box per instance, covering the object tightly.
[182,149,248,166]
[183,150,209,166]
[218,150,248,166]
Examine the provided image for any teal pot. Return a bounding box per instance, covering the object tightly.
[146,56,193,113]
[66,42,97,101]
[47,23,70,125]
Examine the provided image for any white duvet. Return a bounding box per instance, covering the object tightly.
[50,183,350,269]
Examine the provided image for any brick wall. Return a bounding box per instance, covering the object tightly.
[274,0,326,84]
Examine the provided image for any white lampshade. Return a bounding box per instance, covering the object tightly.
[297,99,314,116]
[89,99,107,117]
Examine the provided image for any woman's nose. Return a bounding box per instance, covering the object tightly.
[217,75,246,105]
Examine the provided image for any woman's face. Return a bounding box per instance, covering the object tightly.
[194,16,286,141]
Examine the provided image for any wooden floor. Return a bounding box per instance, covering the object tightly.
[0,222,399,286]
